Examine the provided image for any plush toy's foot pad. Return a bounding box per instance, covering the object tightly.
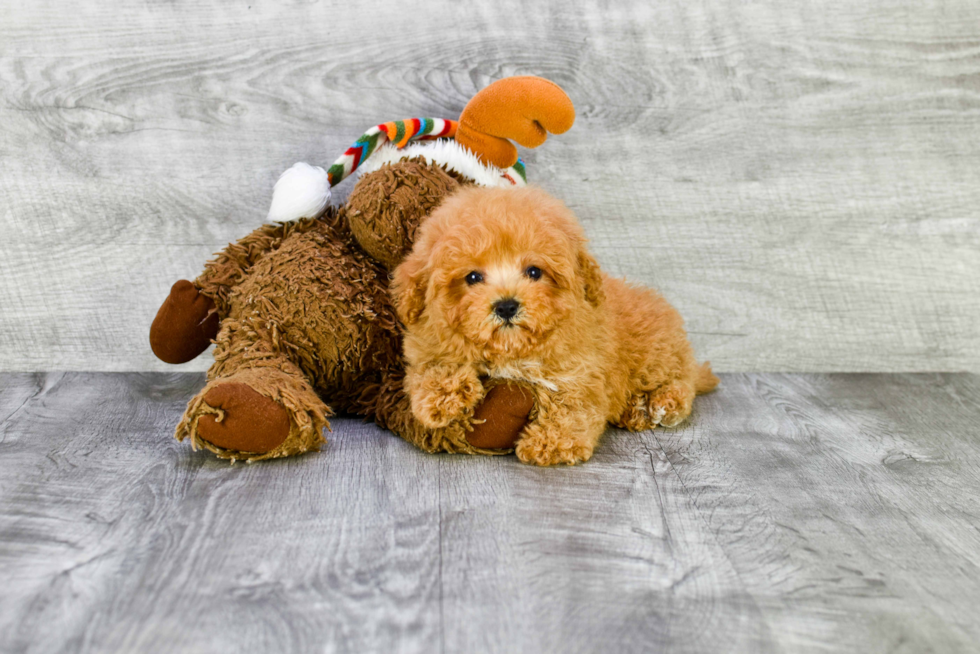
[150,280,220,364]
[197,383,291,454]
[466,383,535,450]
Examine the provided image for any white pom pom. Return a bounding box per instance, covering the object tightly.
[267,162,331,222]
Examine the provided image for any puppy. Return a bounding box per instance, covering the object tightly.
[392,186,718,466]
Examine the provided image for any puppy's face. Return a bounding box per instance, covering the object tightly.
[393,187,603,359]
[436,237,572,357]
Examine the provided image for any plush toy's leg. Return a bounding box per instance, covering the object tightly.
[175,318,331,462]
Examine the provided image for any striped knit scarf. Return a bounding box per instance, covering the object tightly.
[326,118,527,187]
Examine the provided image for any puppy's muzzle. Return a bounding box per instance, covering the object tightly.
[493,298,520,322]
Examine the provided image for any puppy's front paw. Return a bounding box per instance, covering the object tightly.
[410,366,484,429]
[515,425,594,466]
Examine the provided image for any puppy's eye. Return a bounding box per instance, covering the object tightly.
[524,266,543,281]
[465,271,484,285]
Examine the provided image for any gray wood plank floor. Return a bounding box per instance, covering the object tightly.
[2,1,980,373]
[1,373,978,653]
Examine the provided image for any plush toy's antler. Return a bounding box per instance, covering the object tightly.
[455,76,576,169]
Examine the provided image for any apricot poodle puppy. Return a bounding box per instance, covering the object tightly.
[392,186,718,466]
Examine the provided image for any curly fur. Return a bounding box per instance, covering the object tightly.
[392,186,718,466]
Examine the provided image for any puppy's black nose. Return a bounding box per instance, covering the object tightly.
[493,298,520,321]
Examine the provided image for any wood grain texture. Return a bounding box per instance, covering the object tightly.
[1,0,979,372]
[1,372,979,653]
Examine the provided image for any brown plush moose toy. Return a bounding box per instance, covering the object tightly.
[150,76,575,462]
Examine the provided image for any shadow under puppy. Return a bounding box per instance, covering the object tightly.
[392,186,718,466]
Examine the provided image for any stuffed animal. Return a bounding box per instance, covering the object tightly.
[150,76,575,462]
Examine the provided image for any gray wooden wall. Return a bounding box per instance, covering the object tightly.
[2,0,978,373]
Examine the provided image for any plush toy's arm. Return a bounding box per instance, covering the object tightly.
[150,279,221,364]
[150,215,327,364]
[403,365,535,451]
[196,217,325,314]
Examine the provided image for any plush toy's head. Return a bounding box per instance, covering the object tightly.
[345,159,467,270]
[266,76,576,227]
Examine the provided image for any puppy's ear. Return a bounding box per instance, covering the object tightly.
[577,248,604,307]
[391,245,430,326]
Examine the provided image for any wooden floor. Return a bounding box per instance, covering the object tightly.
[1,373,978,653]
